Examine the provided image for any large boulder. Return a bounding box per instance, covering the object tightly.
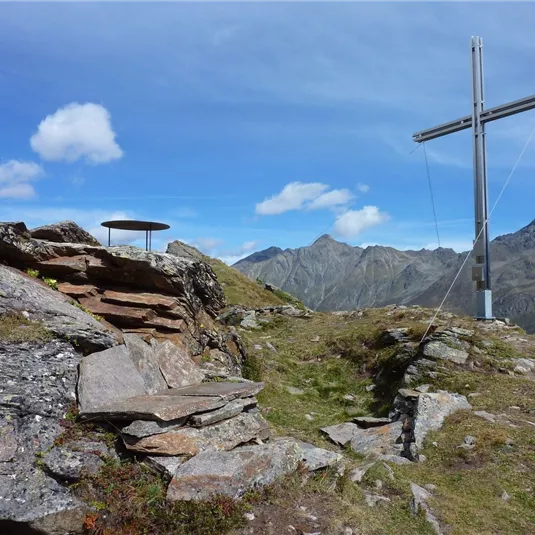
[166,240,203,261]
[166,438,303,501]
[31,220,101,246]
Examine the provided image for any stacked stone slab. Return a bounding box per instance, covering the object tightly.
[78,334,342,502]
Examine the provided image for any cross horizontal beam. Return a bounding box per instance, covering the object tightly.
[413,93,535,143]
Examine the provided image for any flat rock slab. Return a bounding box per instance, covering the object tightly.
[189,397,257,427]
[165,381,264,400]
[123,412,271,455]
[57,282,98,298]
[78,345,147,412]
[121,418,188,438]
[320,422,360,446]
[167,438,303,501]
[354,416,392,429]
[154,340,205,388]
[350,421,403,458]
[80,393,227,421]
[413,391,472,448]
[295,440,343,471]
[423,341,468,365]
[124,333,168,394]
[102,289,177,309]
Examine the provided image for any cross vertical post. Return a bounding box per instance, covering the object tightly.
[471,36,492,319]
[412,36,535,320]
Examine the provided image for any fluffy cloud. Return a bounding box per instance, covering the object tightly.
[256,182,328,215]
[30,103,123,164]
[0,160,44,199]
[357,183,370,193]
[334,205,390,238]
[307,189,354,210]
[256,182,355,215]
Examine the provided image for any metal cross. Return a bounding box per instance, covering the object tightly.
[413,36,535,320]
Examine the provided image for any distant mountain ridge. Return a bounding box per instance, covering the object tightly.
[233,220,535,332]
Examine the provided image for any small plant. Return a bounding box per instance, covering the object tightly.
[43,277,58,290]
[72,301,103,322]
[25,268,40,278]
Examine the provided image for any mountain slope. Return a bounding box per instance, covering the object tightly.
[234,220,535,330]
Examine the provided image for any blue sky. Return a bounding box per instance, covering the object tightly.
[2,2,535,263]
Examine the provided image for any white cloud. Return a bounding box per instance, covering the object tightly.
[30,102,123,164]
[0,160,44,199]
[334,205,390,238]
[307,189,354,210]
[256,182,328,215]
[357,183,370,193]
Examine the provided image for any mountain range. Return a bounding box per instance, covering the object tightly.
[233,219,535,332]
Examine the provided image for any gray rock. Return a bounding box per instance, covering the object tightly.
[41,445,104,482]
[124,333,167,394]
[240,311,259,329]
[474,410,497,423]
[145,456,186,478]
[364,492,391,507]
[77,345,147,412]
[295,441,343,471]
[287,386,305,395]
[189,397,257,427]
[380,328,409,346]
[123,411,271,455]
[0,265,118,353]
[513,358,535,374]
[168,381,263,400]
[348,462,376,483]
[350,422,403,458]
[0,338,80,419]
[377,454,412,465]
[320,422,359,446]
[121,418,188,438]
[153,340,204,389]
[413,391,472,449]
[0,421,17,462]
[446,327,474,338]
[501,490,511,502]
[0,415,87,535]
[423,341,468,365]
[166,240,203,261]
[353,416,392,428]
[266,342,277,353]
[410,482,443,534]
[167,438,303,501]
[31,220,101,246]
[80,393,227,421]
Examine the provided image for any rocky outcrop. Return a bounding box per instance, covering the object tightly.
[31,220,101,246]
[0,265,119,353]
[322,387,471,462]
[0,221,242,378]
